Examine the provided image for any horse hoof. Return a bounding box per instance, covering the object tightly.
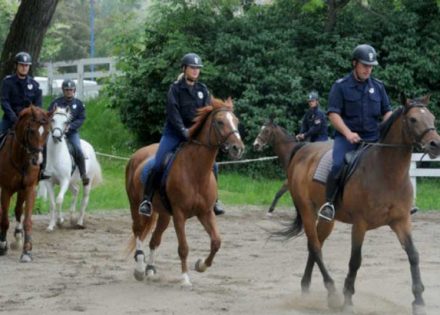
[20,252,33,263]
[412,304,426,315]
[195,259,208,272]
[10,239,23,250]
[0,242,8,255]
[266,212,273,218]
[134,269,145,281]
[57,218,65,226]
[75,224,85,230]
[146,265,157,278]
[342,304,354,314]
[180,273,192,288]
[328,292,341,310]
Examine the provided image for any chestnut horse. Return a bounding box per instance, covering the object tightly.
[126,98,244,286]
[281,96,439,315]
[0,105,52,262]
[252,119,299,215]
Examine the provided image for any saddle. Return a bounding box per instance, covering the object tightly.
[313,144,370,197]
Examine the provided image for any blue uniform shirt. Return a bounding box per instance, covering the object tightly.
[299,106,328,142]
[327,72,391,141]
[1,74,42,122]
[165,77,211,138]
[48,97,86,135]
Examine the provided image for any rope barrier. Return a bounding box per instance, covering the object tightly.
[96,151,278,164]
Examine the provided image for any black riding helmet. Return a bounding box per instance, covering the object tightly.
[181,53,203,68]
[15,52,32,65]
[62,79,76,90]
[352,44,378,66]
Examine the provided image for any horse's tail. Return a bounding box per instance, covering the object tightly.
[270,205,303,241]
[90,156,103,188]
[126,215,157,255]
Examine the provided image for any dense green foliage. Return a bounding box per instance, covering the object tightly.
[107,0,440,162]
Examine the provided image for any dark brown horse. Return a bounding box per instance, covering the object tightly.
[281,96,439,315]
[0,105,52,262]
[252,119,299,215]
[126,97,244,286]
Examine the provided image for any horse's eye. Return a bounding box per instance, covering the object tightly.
[409,117,417,123]
[216,120,224,126]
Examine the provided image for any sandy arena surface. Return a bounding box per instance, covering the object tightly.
[0,206,439,315]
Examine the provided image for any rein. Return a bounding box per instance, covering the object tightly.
[191,108,239,150]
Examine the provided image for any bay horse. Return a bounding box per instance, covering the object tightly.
[252,119,299,215]
[126,97,244,286]
[0,105,53,262]
[281,95,439,315]
[38,106,103,231]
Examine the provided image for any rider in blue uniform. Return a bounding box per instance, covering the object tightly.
[0,52,47,180]
[139,53,225,217]
[318,44,392,221]
[296,91,328,142]
[48,79,90,186]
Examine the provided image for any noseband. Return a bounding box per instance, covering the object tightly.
[51,111,69,142]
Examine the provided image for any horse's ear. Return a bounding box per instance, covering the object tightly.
[268,112,276,123]
[225,97,233,108]
[421,94,431,105]
[399,92,407,106]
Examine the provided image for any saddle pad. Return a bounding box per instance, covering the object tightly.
[313,149,333,184]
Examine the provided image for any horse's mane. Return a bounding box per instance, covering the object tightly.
[188,97,233,138]
[379,107,403,141]
[271,121,297,141]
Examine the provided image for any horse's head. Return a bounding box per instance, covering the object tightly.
[50,106,71,142]
[402,95,440,158]
[189,97,244,160]
[15,105,52,165]
[253,118,276,151]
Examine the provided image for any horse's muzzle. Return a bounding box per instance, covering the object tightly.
[223,143,245,160]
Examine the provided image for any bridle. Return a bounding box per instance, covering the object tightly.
[255,123,296,148]
[192,108,240,151]
[50,111,70,142]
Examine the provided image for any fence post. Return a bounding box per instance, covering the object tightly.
[47,62,54,96]
[77,59,84,100]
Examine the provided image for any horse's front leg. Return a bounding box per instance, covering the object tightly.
[46,182,58,231]
[56,180,70,227]
[10,191,25,250]
[195,209,221,272]
[173,212,191,287]
[21,187,36,262]
[0,190,12,256]
[391,220,426,315]
[342,223,367,312]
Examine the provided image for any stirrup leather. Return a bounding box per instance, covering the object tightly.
[318,202,335,221]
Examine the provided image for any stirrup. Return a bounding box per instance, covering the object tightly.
[139,199,152,217]
[39,172,51,181]
[318,202,335,222]
[213,201,225,216]
[81,176,90,186]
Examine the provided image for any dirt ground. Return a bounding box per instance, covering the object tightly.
[0,206,439,315]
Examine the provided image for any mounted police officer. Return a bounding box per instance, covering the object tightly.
[139,52,225,217]
[47,79,89,186]
[296,91,328,142]
[1,52,43,137]
[318,44,392,221]
[0,52,48,179]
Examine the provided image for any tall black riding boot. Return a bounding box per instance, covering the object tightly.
[39,147,50,181]
[139,169,158,217]
[213,170,225,216]
[318,171,339,221]
[75,150,90,186]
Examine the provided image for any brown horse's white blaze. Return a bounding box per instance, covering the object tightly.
[279,95,438,315]
[126,98,244,287]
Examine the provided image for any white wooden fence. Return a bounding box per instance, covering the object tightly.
[42,57,120,100]
[410,153,440,199]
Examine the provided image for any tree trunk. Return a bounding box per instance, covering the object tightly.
[325,0,351,33]
[0,0,60,79]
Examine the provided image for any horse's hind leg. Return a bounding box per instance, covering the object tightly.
[390,220,426,315]
[268,182,288,215]
[342,223,367,312]
[195,210,221,273]
[301,219,335,293]
[146,213,170,278]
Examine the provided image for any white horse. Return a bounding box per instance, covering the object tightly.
[38,107,102,231]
